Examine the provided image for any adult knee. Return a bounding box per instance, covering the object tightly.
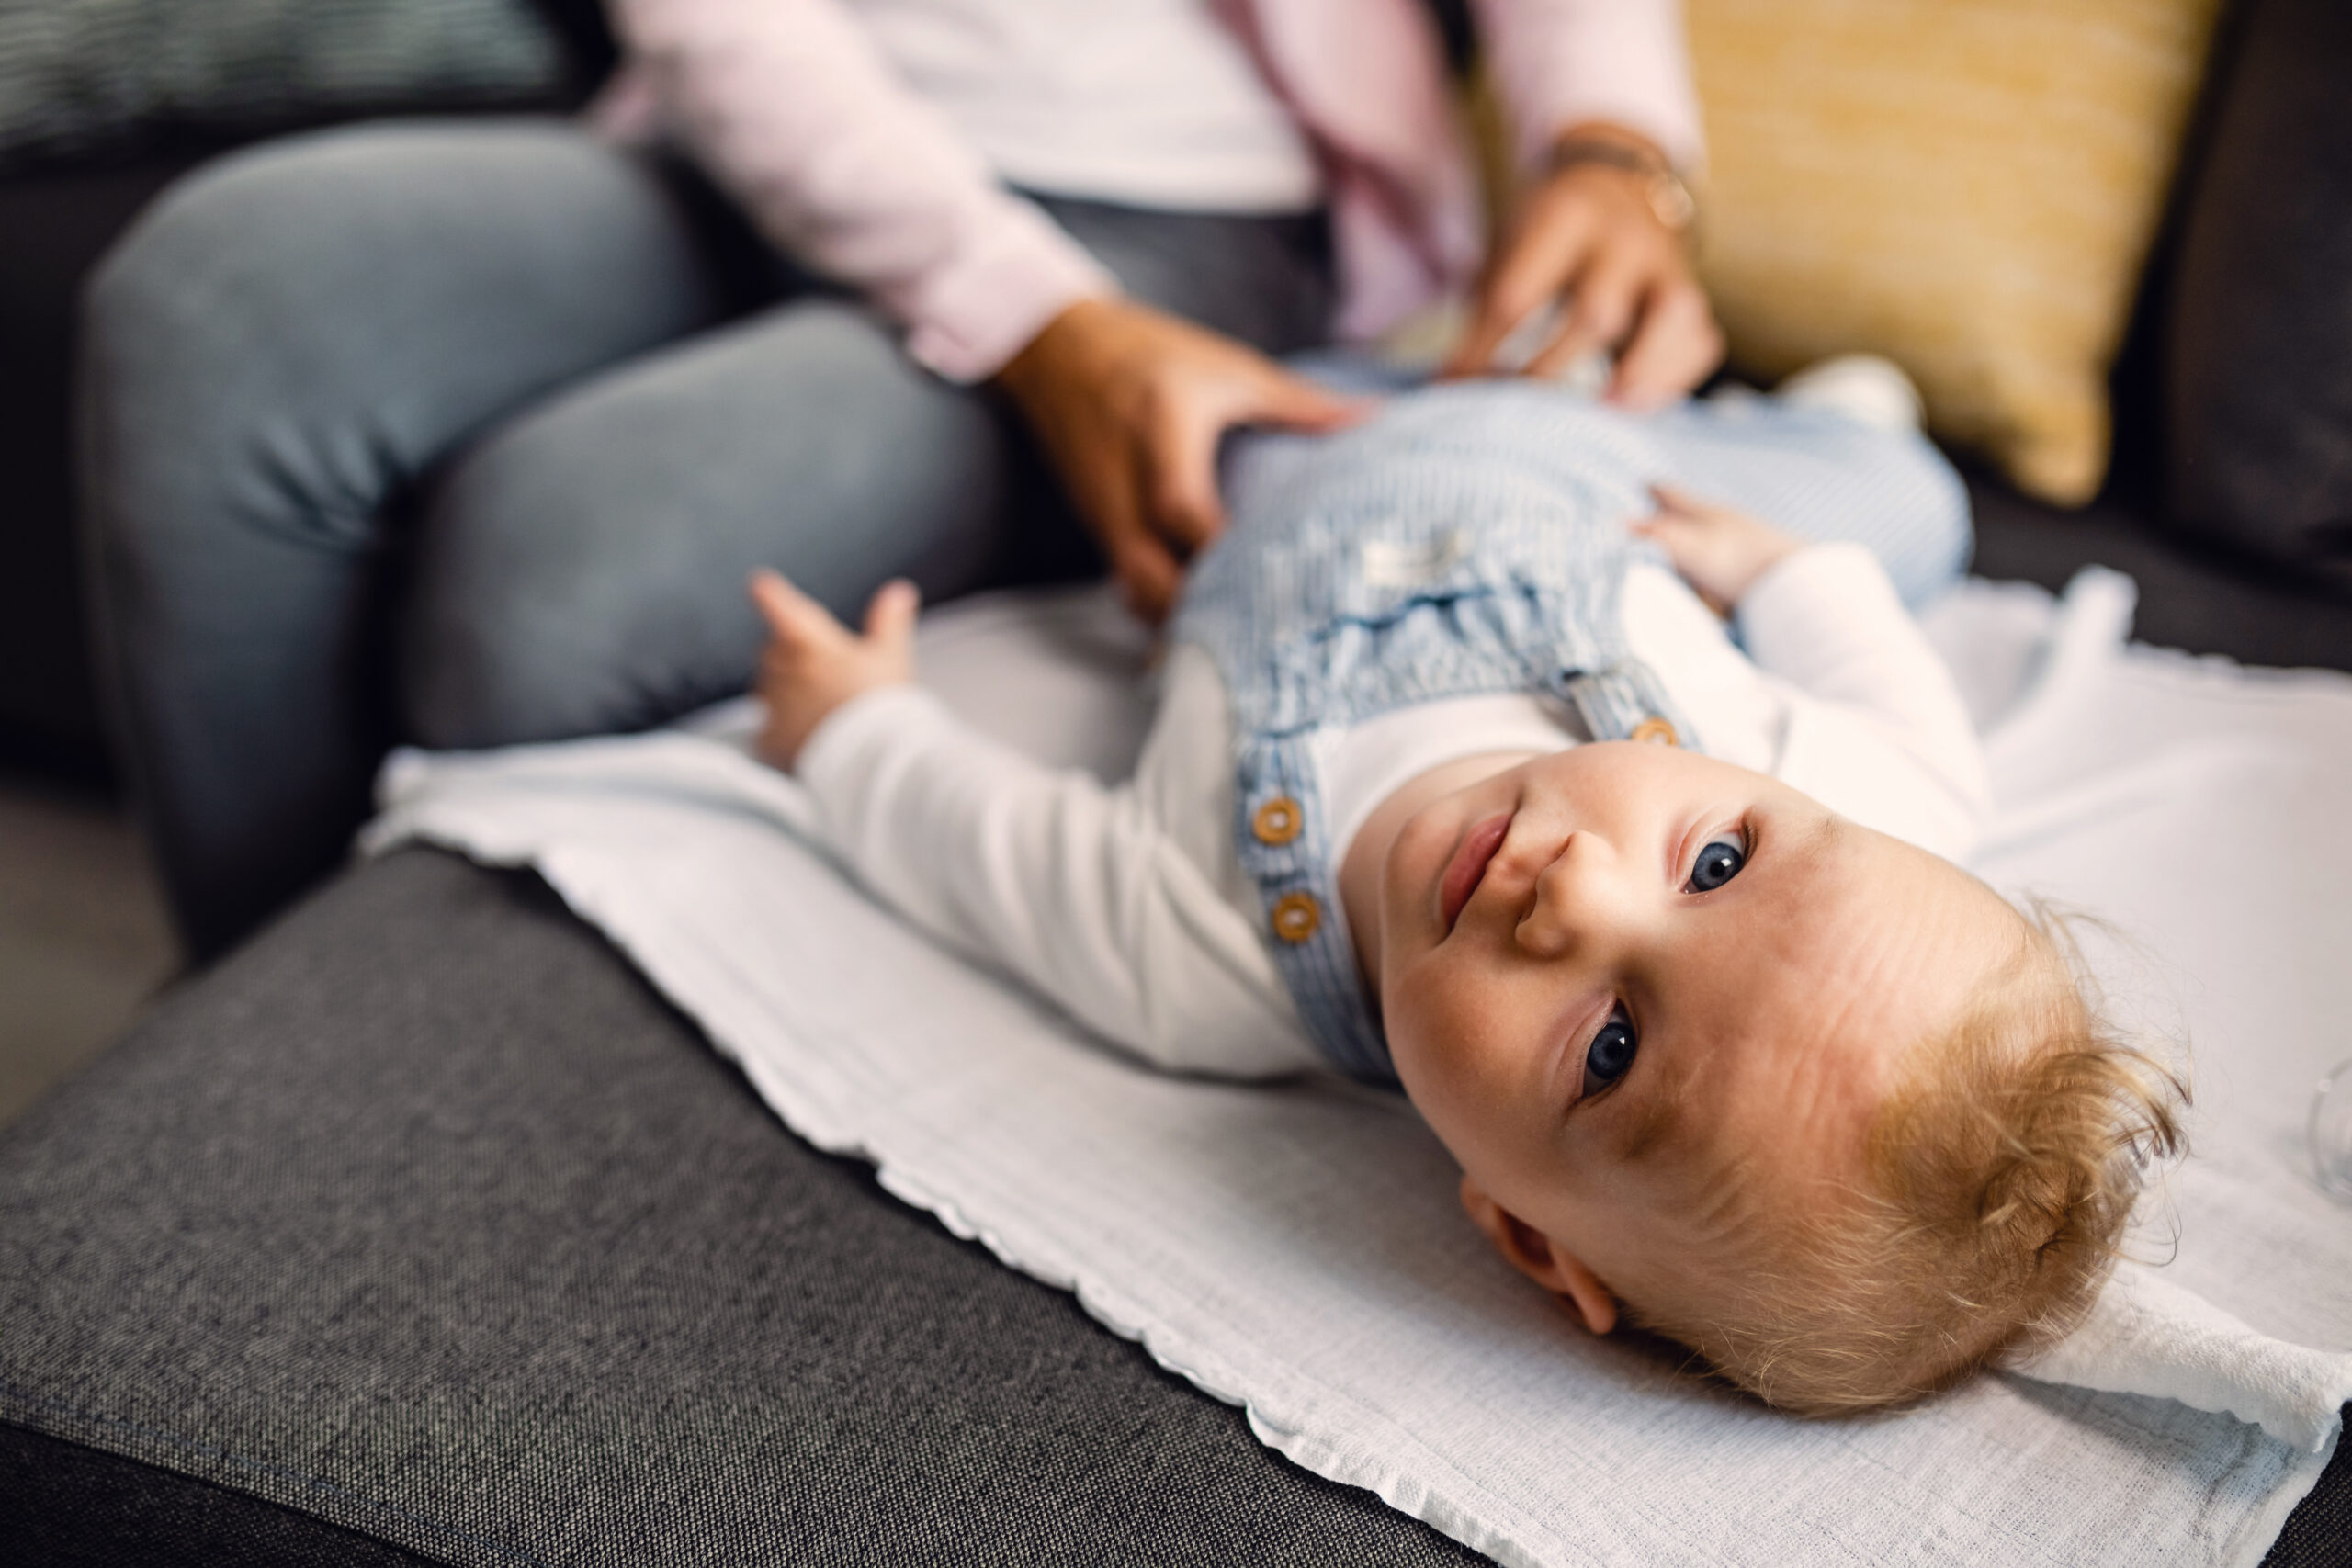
[81,137,342,567]
[84,123,523,397]
[85,127,471,564]
[87,118,637,360]
[401,300,1017,750]
[400,411,645,750]
[85,120,707,566]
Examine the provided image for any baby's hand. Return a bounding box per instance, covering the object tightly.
[750,570,918,771]
[1630,484,1804,615]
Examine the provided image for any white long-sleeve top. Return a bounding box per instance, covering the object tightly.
[846,0,1327,214]
[797,544,1989,1078]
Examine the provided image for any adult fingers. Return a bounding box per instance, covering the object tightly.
[1443,202,1595,378]
[1142,402,1227,558]
[1250,363,1369,433]
[1143,365,1363,558]
[1062,427,1148,563]
[1525,249,1645,380]
[1113,532,1184,623]
[1608,279,1724,409]
[1083,431,1185,623]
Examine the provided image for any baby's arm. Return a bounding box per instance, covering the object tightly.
[1633,489,1990,853]
[750,572,1313,1076]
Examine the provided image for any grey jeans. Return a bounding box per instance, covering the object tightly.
[81,118,1335,960]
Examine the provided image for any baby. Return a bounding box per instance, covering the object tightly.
[749,363,2183,1415]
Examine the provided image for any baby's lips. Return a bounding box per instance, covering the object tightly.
[1440,812,1515,932]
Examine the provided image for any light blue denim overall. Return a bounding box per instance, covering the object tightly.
[1173,367,1968,1084]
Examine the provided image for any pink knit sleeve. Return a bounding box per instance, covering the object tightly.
[606,0,1117,382]
[1471,0,1707,175]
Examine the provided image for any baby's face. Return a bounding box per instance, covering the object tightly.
[1374,741,2016,1312]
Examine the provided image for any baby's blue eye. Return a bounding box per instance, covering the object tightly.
[1583,1007,1638,1099]
[1686,835,1746,893]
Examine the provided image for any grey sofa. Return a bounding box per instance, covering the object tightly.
[4,0,2349,1561]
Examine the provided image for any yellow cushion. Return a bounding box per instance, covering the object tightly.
[1682,0,2223,504]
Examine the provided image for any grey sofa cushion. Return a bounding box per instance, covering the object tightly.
[2164,0,2352,589]
[0,847,1481,1567]
[0,0,565,172]
[1968,469,2352,672]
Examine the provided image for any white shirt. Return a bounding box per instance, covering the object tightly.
[798,545,1991,1079]
[849,0,1326,212]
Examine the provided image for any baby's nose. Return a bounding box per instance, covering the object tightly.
[1515,832,1630,956]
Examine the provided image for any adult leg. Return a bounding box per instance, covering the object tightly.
[81,119,741,960]
[398,296,1017,746]
[401,196,1338,749]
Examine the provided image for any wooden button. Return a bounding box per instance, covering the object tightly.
[1630,716,1679,747]
[1270,892,1322,943]
[1251,796,1304,846]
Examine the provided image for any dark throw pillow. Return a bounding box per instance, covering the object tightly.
[2165,0,2352,592]
[0,0,568,173]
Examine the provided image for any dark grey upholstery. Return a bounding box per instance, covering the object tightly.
[1969,472,2352,673]
[0,848,1482,1566]
[2164,0,2352,587]
[0,0,564,173]
[0,154,209,778]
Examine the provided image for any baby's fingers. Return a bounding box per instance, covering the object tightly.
[862,579,921,646]
[750,569,846,646]
[1645,481,1725,523]
[1627,500,1698,549]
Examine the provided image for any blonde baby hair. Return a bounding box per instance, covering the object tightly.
[1645,902,2188,1416]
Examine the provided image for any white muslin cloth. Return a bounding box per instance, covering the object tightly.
[367,571,2352,1568]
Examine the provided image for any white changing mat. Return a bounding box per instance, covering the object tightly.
[368,572,2352,1568]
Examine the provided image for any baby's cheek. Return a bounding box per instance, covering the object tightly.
[1384,973,1499,1142]
[1381,808,1456,922]
[1379,973,1447,1093]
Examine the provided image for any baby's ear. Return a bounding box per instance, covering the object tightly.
[1458,1174,1619,1336]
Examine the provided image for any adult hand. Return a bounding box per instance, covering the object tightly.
[1442,125,1723,407]
[996,296,1366,623]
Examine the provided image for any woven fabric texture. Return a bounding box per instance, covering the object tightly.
[0,848,1483,1568]
[0,0,563,171]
